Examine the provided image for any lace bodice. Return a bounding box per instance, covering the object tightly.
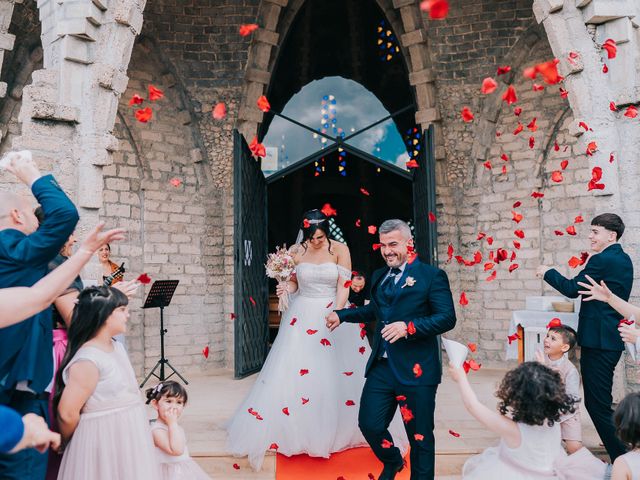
[295,262,350,298]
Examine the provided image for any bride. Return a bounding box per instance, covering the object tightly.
[226,209,409,470]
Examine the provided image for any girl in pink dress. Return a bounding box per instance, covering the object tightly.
[146,381,210,480]
[450,361,607,480]
[611,392,640,480]
[53,287,159,479]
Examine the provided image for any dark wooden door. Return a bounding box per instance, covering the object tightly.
[412,125,438,266]
[233,130,269,378]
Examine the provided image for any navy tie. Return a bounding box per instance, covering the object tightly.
[380,267,402,304]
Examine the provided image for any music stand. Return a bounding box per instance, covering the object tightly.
[139,280,188,387]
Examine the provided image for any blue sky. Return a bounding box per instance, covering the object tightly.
[262,76,409,174]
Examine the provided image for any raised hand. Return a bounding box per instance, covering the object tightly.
[381,321,408,343]
[163,405,180,426]
[113,279,139,298]
[1,150,41,186]
[447,365,465,383]
[79,222,126,255]
[577,275,612,302]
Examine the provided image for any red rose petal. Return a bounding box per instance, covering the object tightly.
[135,107,153,123]
[461,106,474,122]
[321,203,337,217]
[202,345,209,359]
[256,95,271,113]
[239,24,259,36]
[212,102,227,120]
[459,292,469,306]
[481,77,498,94]
[299,369,309,376]
[368,225,377,235]
[449,429,461,438]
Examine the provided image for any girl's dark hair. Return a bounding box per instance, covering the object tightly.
[145,380,188,405]
[614,392,640,449]
[300,209,334,255]
[496,362,576,426]
[53,287,129,410]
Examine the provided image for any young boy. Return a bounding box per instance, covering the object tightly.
[536,324,582,454]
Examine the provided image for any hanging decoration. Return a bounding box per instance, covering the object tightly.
[404,127,422,167]
[338,147,347,177]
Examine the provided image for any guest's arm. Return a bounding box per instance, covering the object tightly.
[578,275,640,319]
[335,245,352,310]
[0,224,125,329]
[405,269,456,339]
[542,254,604,299]
[57,361,99,442]
[448,366,520,448]
[7,412,60,454]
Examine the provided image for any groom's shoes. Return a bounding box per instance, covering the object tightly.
[378,459,405,480]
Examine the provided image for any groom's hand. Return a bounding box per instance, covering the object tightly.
[381,321,408,343]
[325,312,341,331]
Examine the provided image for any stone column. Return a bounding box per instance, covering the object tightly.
[13,0,146,233]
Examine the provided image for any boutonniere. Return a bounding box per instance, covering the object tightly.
[401,276,416,288]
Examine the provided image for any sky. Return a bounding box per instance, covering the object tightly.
[262,76,409,174]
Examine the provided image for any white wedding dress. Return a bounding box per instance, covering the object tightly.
[226,262,409,470]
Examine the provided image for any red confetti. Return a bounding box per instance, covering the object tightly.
[406,159,419,169]
[359,346,366,355]
[256,95,271,113]
[603,64,609,74]
[343,371,354,376]
[396,395,407,401]
[239,24,258,36]
[249,296,256,306]
[459,292,469,306]
[345,400,356,406]
[407,321,416,335]
[486,270,497,282]
[301,397,309,405]
[509,263,519,273]
[586,141,598,156]
[306,329,318,335]
[513,241,521,249]
[343,280,352,288]
[568,256,583,268]
[135,107,152,123]
[554,230,564,236]
[514,230,525,239]
[148,85,164,101]
[381,439,394,449]
[359,187,370,196]
[532,83,544,92]
[129,94,144,106]
[609,152,615,163]
[496,66,511,75]
[249,136,266,158]
[461,106,474,122]
[413,363,423,378]
[529,59,562,84]
[169,177,182,187]
[559,88,569,99]
[502,85,518,105]
[529,137,535,149]
[326,301,333,308]
[355,219,361,227]
[560,160,568,170]
[551,171,563,183]
[602,38,617,59]
[512,211,523,223]
[419,0,449,19]
[566,225,577,235]
[372,243,381,251]
[320,338,332,346]
[501,154,509,162]
[321,203,337,217]
[554,141,560,151]
[428,211,436,223]
[212,102,227,120]
[514,107,522,116]
[619,319,634,326]
[368,225,377,235]
[546,318,562,328]
[233,463,240,470]
[137,273,151,284]
[507,332,520,344]
[414,434,425,441]
[468,342,477,352]
[447,244,454,263]
[531,191,544,198]
[624,105,638,119]
[230,313,236,320]
[299,369,309,376]
[483,161,492,170]
[468,359,482,371]
[574,215,584,223]
[400,405,414,423]
[588,166,604,191]
[527,118,538,132]
[484,262,494,271]
[579,121,590,131]
[513,123,523,135]
[269,443,279,450]
[448,430,461,438]
[481,77,498,94]
[610,101,618,112]
[282,407,290,416]
[290,317,297,326]
[202,345,209,359]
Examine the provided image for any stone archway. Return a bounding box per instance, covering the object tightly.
[236,0,440,147]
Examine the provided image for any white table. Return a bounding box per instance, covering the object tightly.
[506,310,579,360]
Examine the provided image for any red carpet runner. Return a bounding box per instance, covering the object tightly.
[276,447,411,479]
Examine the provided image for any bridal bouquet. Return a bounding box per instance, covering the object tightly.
[265,245,296,314]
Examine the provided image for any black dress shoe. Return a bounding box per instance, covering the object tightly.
[378,460,405,480]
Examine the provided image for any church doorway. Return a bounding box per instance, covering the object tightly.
[233,0,436,378]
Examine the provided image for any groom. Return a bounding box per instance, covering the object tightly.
[326,219,456,480]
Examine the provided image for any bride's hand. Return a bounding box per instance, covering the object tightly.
[275,283,289,298]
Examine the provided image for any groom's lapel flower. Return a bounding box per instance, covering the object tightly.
[401,276,416,288]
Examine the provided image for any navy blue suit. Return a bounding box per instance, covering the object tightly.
[0,175,78,479]
[337,258,456,479]
[544,243,633,461]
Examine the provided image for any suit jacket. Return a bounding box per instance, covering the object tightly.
[0,175,79,401]
[336,258,456,386]
[544,243,633,351]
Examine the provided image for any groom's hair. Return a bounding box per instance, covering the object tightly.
[379,219,412,239]
[591,213,625,240]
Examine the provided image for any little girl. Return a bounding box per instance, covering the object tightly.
[53,287,159,479]
[450,361,607,479]
[612,392,640,480]
[146,381,210,480]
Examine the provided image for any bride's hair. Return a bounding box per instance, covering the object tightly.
[300,209,334,255]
